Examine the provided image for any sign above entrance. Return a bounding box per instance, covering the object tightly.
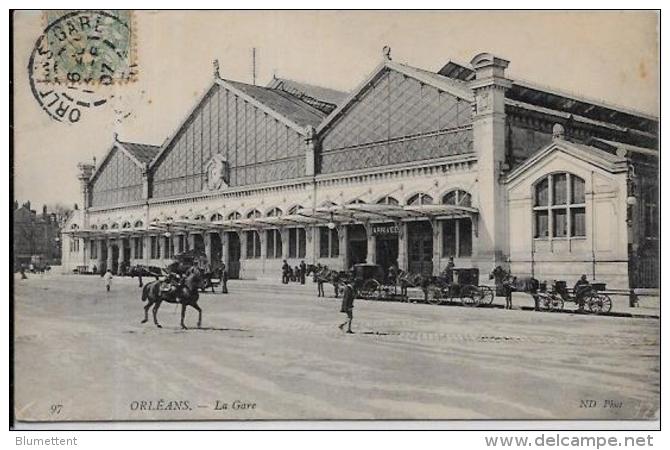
[371,223,399,236]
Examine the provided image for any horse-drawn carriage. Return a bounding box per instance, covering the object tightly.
[424,268,495,306]
[168,250,221,293]
[537,280,613,313]
[352,263,408,301]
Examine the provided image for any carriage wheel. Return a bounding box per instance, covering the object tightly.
[478,286,495,305]
[425,284,443,305]
[459,285,480,307]
[551,296,565,311]
[588,294,612,314]
[360,279,380,300]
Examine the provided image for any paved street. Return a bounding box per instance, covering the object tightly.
[13,273,659,422]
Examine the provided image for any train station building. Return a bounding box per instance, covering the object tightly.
[62,49,659,289]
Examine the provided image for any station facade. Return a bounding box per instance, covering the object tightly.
[62,50,659,289]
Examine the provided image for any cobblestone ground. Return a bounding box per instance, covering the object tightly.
[13,273,659,422]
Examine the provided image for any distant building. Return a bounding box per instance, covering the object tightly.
[61,49,659,289]
[13,201,62,267]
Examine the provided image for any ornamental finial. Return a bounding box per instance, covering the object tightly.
[213,59,220,79]
[382,45,392,61]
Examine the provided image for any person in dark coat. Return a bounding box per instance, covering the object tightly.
[338,280,356,334]
[332,271,340,298]
[220,263,229,294]
[299,260,307,285]
[281,260,289,284]
[573,274,590,311]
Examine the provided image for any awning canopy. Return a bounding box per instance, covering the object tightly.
[67,204,478,238]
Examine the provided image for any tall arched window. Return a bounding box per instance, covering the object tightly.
[247,209,261,219]
[134,220,144,228]
[288,205,304,215]
[228,211,241,221]
[348,198,366,204]
[534,172,586,239]
[407,193,434,206]
[210,213,223,222]
[267,207,282,217]
[122,221,131,229]
[442,190,472,207]
[377,196,399,206]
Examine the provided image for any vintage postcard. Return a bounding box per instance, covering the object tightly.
[11,10,660,427]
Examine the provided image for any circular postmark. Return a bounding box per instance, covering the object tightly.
[28,10,137,123]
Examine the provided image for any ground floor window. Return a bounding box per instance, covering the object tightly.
[90,240,97,259]
[533,172,586,238]
[164,236,174,258]
[134,237,144,259]
[288,228,306,258]
[319,227,339,258]
[266,229,282,258]
[442,218,472,258]
[246,230,261,259]
[150,236,161,259]
[70,238,80,253]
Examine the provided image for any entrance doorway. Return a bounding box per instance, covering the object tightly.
[227,232,241,279]
[100,244,108,273]
[374,222,399,276]
[347,224,368,266]
[210,233,222,266]
[193,234,206,254]
[407,221,433,275]
[111,244,120,274]
[122,239,131,274]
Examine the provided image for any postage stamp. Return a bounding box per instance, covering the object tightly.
[28,10,138,123]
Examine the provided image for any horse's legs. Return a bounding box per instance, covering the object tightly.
[141,299,152,323]
[191,302,202,328]
[180,303,188,330]
[152,301,162,328]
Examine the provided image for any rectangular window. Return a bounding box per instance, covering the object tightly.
[150,236,161,259]
[442,219,472,257]
[319,227,339,258]
[246,231,261,259]
[442,220,456,258]
[164,236,174,258]
[571,176,585,204]
[552,209,567,237]
[535,178,549,206]
[552,173,567,205]
[458,219,472,256]
[134,238,143,259]
[298,228,306,258]
[571,207,586,237]
[177,235,184,254]
[266,229,282,259]
[289,228,307,258]
[535,210,549,238]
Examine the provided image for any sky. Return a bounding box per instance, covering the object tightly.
[12,10,659,209]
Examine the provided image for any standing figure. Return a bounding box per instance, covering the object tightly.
[332,271,340,298]
[317,265,326,297]
[573,274,590,311]
[281,260,289,284]
[103,269,113,292]
[338,280,356,334]
[299,260,307,285]
[19,264,27,280]
[221,263,229,294]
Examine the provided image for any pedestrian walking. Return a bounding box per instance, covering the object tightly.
[103,269,113,292]
[221,263,229,294]
[338,280,356,334]
[281,260,289,284]
[299,260,307,285]
[316,265,326,297]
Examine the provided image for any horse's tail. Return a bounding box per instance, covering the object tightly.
[141,283,151,302]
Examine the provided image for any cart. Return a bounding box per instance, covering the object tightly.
[542,281,613,313]
[352,263,408,301]
[424,268,495,306]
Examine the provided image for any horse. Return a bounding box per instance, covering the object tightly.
[140,272,203,329]
[489,266,540,310]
